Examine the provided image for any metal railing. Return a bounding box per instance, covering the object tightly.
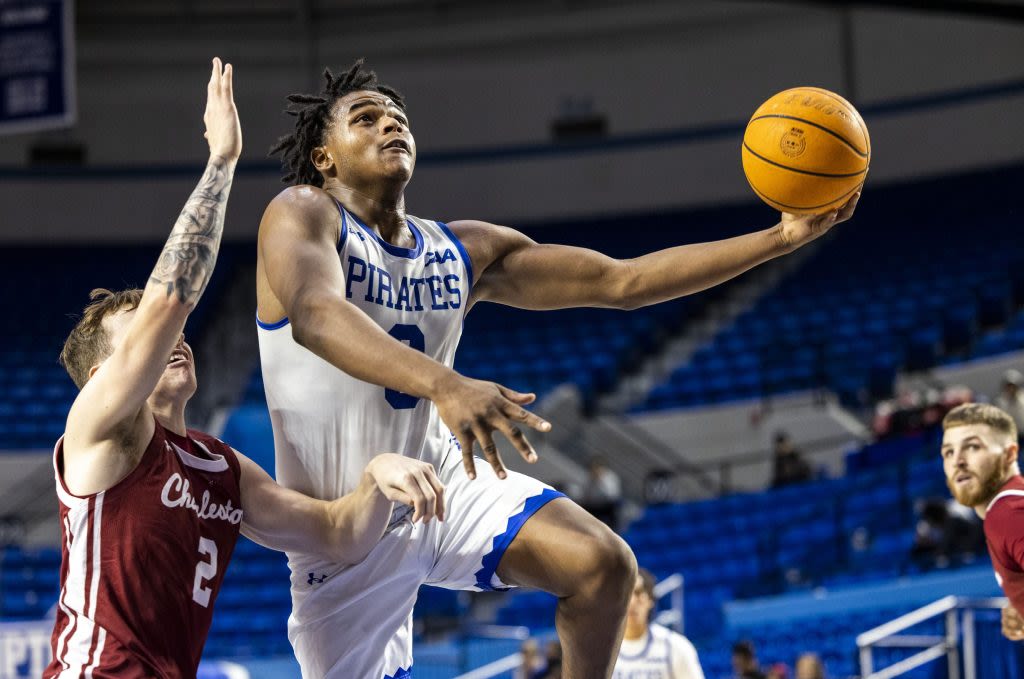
[453,572,684,679]
[653,573,685,633]
[661,431,861,498]
[856,595,1007,679]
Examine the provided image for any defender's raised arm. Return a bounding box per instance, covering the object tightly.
[62,59,241,490]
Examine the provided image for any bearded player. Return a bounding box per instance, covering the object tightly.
[941,402,1024,643]
[45,60,444,679]
[613,568,705,679]
[257,61,860,678]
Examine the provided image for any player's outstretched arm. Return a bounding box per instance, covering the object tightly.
[259,190,551,480]
[456,193,859,312]
[65,59,241,451]
[235,451,444,564]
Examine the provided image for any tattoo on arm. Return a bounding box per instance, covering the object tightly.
[149,156,234,305]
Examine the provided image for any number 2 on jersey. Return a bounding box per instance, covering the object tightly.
[385,324,425,409]
[192,537,218,608]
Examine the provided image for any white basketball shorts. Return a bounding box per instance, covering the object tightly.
[284,456,567,678]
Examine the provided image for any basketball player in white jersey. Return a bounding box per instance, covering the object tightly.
[256,61,860,678]
[613,568,704,679]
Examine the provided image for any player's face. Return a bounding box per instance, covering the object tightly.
[101,309,198,403]
[942,424,1017,508]
[320,91,416,187]
[625,576,653,628]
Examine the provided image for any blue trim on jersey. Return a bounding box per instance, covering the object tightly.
[617,629,654,660]
[343,207,424,259]
[332,198,349,252]
[384,665,412,679]
[474,487,566,591]
[436,221,474,289]
[255,313,290,330]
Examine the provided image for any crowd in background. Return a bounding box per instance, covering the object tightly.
[512,365,1024,679]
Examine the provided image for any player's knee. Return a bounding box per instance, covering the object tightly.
[577,526,637,600]
[604,532,638,602]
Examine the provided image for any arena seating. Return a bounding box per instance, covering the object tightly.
[0,545,59,620]
[491,428,964,678]
[0,245,240,450]
[634,168,1024,412]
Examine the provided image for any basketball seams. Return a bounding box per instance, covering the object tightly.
[741,143,867,179]
[798,87,870,153]
[748,178,862,212]
[748,114,868,158]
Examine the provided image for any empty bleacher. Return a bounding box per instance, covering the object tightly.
[0,244,241,450]
[635,166,1024,412]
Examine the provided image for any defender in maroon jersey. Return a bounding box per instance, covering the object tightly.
[43,60,444,679]
[941,403,1024,642]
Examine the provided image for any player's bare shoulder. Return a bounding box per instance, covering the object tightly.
[259,184,341,244]
[447,219,533,282]
[257,184,348,319]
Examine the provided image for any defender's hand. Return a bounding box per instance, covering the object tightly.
[432,375,552,481]
[365,454,445,524]
[1002,604,1024,641]
[203,57,242,162]
[777,191,860,252]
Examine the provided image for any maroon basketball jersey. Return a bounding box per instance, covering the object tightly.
[44,419,243,679]
[984,475,1024,612]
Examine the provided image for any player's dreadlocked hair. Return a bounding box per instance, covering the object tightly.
[269,59,405,187]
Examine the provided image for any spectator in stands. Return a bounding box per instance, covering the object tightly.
[994,369,1024,444]
[539,640,563,679]
[771,431,812,488]
[582,456,623,529]
[517,639,562,679]
[732,640,767,679]
[910,498,984,569]
[794,653,825,679]
[518,639,542,679]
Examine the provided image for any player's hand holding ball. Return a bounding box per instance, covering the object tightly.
[365,454,446,524]
[776,190,860,252]
[203,57,242,162]
[1002,604,1024,641]
[741,87,868,251]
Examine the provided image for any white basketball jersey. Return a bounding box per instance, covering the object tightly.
[613,624,705,679]
[257,201,471,501]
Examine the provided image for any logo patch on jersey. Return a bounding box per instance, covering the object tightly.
[161,473,243,525]
[307,572,328,585]
[425,249,456,265]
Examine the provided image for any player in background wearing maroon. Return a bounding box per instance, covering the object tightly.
[941,402,1024,642]
[44,59,445,679]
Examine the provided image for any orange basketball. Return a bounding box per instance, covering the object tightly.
[741,87,870,215]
